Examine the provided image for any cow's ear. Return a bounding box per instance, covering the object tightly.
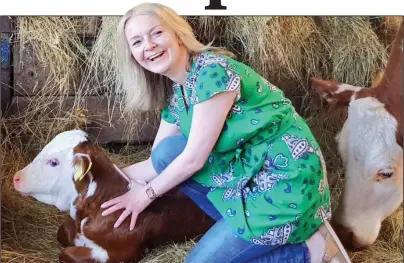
[72,153,93,182]
[310,77,363,106]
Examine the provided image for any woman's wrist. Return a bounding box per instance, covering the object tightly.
[145,181,159,200]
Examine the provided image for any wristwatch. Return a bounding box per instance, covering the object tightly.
[145,182,158,200]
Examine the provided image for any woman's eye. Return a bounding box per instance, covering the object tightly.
[132,40,141,46]
[153,30,162,36]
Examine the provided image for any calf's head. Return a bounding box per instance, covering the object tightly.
[13,130,89,212]
[310,20,403,249]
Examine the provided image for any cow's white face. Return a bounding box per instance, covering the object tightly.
[333,97,403,249]
[13,130,88,212]
[311,77,403,249]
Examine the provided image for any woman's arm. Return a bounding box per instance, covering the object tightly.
[121,118,181,183]
[101,91,237,230]
[149,91,237,196]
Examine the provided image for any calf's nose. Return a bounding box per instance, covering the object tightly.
[13,174,21,187]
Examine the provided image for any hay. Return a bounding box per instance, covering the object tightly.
[348,208,403,263]
[371,16,403,52]
[81,16,160,143]
[81,16,120,96]
[316,17,388,87]
[223,17,327,89]
[16,17,89,96]
[139,241,197,263]
[190,16,327,91]
[1,138,67,263]
[1,16,402,263]
[3,17,92,150]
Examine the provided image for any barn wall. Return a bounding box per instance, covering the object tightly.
[1,16,13,117]
[2,16,158,144]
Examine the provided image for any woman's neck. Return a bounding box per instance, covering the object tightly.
[164,48,190,86]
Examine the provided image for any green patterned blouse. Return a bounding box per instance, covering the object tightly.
[161,51,331,245]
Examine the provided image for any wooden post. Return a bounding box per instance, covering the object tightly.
[1,16,13,117]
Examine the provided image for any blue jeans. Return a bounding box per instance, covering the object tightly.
[151,135,311,263]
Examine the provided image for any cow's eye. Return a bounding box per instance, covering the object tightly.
[48,159,59,167]
[377,167,394,179]
[379,171,393,178]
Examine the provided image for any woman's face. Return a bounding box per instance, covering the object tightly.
[125,14,185,77]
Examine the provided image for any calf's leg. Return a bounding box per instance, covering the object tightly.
[59,247,95,263]
[57,218,78,247]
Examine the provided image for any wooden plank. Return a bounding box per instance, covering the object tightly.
[11,17,104,97]
[1,33,12,117]
[72,17,102,37]
[13,42,60,96]
[1,78,12,117]
[6,95,159,144]
[0,16,11,33]
[12,41,102,97]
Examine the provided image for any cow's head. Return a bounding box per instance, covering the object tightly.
[310,20,403,250]
[13,130,88,213]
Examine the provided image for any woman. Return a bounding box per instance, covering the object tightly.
[101,3,351,263]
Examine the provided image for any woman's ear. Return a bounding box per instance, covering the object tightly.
[176,34,183,45]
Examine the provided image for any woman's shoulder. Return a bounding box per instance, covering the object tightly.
[192,50,246,72]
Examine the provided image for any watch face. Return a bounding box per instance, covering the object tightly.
[146,187,155,199]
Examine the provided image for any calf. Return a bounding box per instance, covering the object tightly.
[13,130,214,263]
[310,20,403,249]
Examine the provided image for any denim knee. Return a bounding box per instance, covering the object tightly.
[151,135,187,174]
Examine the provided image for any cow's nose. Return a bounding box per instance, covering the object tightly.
[331,219,353,247]
[331,219,369,251]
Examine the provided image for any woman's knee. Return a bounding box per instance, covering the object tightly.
[151,135,187,174]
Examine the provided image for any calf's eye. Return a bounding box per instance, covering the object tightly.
[48,159,59,167]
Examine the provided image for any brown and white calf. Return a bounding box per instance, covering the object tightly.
[13,130,214,263]
[310,20,403,249]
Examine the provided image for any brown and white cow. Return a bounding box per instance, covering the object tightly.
[310,20,403,249]
[13,130,214,263]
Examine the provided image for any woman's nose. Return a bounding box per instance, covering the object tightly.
[144,40,157,51]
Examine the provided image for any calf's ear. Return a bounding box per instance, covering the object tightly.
[72,153,93,186]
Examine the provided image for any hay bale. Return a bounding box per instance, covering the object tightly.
[315,17,388,87]
[15,17,90,96]
[187,16,327,91]
[223,17,327,88]
[5,17,93,149]
[371,16,403,52]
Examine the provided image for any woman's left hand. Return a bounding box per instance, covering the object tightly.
[100,180,152,231]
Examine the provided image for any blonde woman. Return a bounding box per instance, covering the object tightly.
[101,3,351,263]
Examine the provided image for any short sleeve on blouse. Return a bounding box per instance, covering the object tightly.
[160,105,176,124]
[194,62,241,104]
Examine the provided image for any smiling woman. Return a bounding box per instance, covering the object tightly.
[99,2,353,263]
[125,15,184,77]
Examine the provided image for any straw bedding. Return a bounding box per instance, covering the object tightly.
[1,16,402,263]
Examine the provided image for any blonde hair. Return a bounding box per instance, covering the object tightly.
[116,2,234,112]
